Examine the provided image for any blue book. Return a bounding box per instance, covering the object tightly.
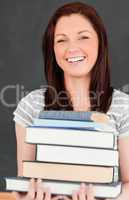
[32,118,115,132]
[39,111,110,123]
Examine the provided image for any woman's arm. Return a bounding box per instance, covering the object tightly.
[15,123,36,176]
[106,135,129,200]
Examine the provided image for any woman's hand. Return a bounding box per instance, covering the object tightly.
[12,179,51,200]
[12,180,101,200]
[12,179,71,200]
[72,183,100,200]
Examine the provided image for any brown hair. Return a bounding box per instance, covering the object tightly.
[42,1,113,112]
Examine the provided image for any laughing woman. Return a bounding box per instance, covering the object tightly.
[13,2,129,200]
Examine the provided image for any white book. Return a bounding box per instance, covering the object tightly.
[26,127,117,149]
[1,177,121,199]
[36,144,119,166]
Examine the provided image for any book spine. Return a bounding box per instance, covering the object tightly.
[0,177,6,191]
[113,167,119,182]
[39,111,93,121]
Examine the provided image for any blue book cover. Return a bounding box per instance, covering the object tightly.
[39,110,108,122]
[39,111,93,121]
[32,118,115,132]
[39,111,110,124]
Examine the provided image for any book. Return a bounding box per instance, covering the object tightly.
[32,119,115,133]
[0,177,122,199]
[36,144,119,167]
[26,127,117,149]
[39,111,110,123]
[23,161,119,183]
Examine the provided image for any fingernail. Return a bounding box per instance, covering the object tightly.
[38,178,42,183]
[81,183,86,187]
[88,184,94,193]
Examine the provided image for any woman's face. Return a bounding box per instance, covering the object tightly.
[54,14,99,78]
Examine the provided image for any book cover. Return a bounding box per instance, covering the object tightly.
[39,111,109,123]
[26,127,117,149]
[32,119,115,133]
[23,161,119,183]
[0,177,122,199]
[36,144,119,167]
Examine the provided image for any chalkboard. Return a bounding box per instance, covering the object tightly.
[0,0,129,175]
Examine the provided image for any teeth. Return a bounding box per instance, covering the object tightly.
[67,56,85,63]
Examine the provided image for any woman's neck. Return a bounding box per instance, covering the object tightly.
[64,75,91,111]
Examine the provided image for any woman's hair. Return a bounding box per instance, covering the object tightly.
[42,1,113,112]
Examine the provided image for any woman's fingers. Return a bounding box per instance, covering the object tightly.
[12,181,96,200]
[36,179,51,200]
[72,183,96,200]
[86,184,95,200]
[72,190,79,200]
[27,178,36,199]
[78,183,87,200]
[44,187,51,200]
[36,179,44,200]
[12,179,36,200]
[72,183,87,200]
[12,179,51,200]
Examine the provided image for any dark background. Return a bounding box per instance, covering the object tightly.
[0,0,129,175]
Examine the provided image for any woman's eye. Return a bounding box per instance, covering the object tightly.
[57,39,66,43]
[79,36,89,40]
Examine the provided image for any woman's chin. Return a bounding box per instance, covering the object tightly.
[64,71,91,78]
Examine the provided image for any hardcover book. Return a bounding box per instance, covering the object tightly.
[23,161,119,183]
[36,144,119,167]
[26,126,117,149]
[0,177,122,199]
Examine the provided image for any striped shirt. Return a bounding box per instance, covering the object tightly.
[13,88,129,138]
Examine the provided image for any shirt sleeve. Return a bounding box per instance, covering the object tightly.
[117,104,129,138]
[13,89,45,127]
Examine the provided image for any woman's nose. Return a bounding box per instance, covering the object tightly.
[65,40,81,55]
[66,47,81,55]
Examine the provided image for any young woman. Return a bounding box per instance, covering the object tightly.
[13,2,129,200]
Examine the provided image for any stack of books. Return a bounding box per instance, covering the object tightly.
[0,111,121,199]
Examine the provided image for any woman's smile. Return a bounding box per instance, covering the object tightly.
[66,56,86,63]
